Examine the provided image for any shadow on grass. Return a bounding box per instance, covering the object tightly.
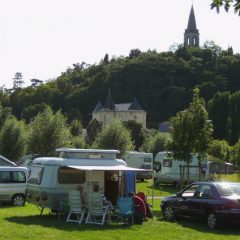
[5,214,136,232]
[159,214,240,235]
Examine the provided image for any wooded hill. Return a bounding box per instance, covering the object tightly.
[1,42,240,144]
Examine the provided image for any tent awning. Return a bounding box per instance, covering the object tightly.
[66,165,152,172]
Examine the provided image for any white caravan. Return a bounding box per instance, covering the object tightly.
[153,151,210,186]
[27,148,144,212]
[124,151,153,181]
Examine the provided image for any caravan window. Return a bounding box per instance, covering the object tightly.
[143,157,152,162]
[58,167,85,184]
[28,166,44,185]
[163,159,172,167]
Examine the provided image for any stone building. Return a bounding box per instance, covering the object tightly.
[184,5,199,48]
[92,89,147,128]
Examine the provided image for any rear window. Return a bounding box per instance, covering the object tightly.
[217,183,240,196]
[58,167,85,184]
[12,171,26,183]
[28,166,44,185]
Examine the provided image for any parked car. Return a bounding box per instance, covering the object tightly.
[0,167,28,206]
[161,182,240,229]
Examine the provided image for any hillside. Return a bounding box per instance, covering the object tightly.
[1,44,240,141]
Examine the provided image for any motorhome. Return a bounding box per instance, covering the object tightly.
[153,151,210,186]
[124,151,153,181]
[26,148,145,213]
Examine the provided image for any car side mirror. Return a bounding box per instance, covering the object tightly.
[176,192,181,197]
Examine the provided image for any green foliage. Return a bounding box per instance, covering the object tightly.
[28,107,71,156]
[0,117,27,161]
[93,119,134,157]
[208,139,230,161]
[86,119,103,144]
[211,0,240,15]
[123,120,144,150]
[71,135,86,148]
[171,89,213,182]
[21,103,50,123]
[141,132,171,157]
[69,119,83,136]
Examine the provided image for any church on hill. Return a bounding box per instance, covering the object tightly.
[92,89,147,128]
[184,5,199,48]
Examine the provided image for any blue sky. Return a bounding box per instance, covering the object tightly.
[0,0,239,88]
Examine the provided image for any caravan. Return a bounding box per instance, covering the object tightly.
[153,151,210,186]
[124,151,153,181]
[26,148,145,212]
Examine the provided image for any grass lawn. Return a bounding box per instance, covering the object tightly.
[2,176,240,240]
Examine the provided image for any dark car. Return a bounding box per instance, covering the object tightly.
[161,182,240,229]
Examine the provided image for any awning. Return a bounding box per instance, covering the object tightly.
[66,165,152,172]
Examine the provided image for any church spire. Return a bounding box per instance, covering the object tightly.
[184,5,199,47]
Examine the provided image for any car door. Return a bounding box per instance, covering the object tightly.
[174,184,200,217]
[185,184,215,219]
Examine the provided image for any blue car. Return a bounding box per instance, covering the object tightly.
[161,182,240,229]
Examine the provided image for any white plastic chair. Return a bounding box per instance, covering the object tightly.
[85,192,111,225]
[66,190,86,224]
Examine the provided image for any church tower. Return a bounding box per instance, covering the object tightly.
[184,5,199,47]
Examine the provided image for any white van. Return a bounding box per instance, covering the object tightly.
[0,167,28,206]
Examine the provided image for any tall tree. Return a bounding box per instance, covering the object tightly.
[13,72,24,89]
[171,88,213,183]
[28,107,71,156]
[0,117,27,161]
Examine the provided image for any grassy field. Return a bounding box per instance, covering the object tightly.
[2,175,240,240]
[2,199,240,240]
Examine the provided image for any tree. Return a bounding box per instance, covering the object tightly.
[171,88,213,183]
[208,139,229,161]
[93,119,134,157]
[141,132,171,157]
[28,107,71,156]
[0,117,27,161]
[13,72,24,89]
[123,120,144,150]
[70,119,83,136]
[86,119,103,144]
[211,0,240,15]
[30,78,43,88]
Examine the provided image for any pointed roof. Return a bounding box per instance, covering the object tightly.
[93,101,103,112]
[104,88,115,110]
[186,5,197,32]
[129,98,142,110]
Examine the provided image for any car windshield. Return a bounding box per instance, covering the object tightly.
[216,183,240,196]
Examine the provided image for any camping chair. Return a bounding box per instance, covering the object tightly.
[66,190,86,224]
[85,192,111,225]
[115,197,133,224]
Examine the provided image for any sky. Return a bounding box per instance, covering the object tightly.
[0,0,239,88]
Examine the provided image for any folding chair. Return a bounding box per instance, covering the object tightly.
[115,197,133,224]
[66,190,86,224]
[85,192,111,225]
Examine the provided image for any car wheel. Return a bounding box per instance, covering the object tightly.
[12,194,26,206]
[207,212,217,229]
[162,205,175,221]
